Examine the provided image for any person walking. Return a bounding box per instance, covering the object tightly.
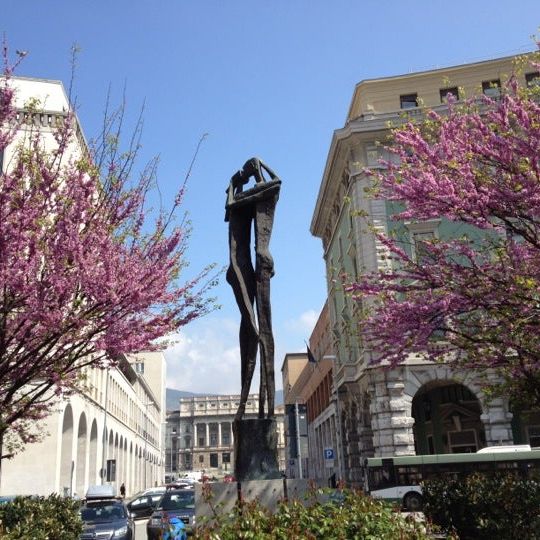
[119,483,126,498]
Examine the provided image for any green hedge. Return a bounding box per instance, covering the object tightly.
[195,488,431,540]
[0,494,83,540]
[423,473,540,540]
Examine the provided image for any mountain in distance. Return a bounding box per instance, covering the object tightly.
[166,388,284,411]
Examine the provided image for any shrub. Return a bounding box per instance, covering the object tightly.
[195,488,431,540]
[423,473,540,540]
[0,494,83,539]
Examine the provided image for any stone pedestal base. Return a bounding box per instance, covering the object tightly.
[234,418,280,481]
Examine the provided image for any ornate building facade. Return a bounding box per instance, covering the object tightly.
[166,395,286,479]
[310,54,540,485]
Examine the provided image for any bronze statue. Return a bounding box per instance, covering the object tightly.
[225,157,281,480]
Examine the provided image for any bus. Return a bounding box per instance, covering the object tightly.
[364,446,540,511]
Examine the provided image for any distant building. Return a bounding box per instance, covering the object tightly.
[0,77,166,497]
[281,353,309,479]
[165,395,286,479]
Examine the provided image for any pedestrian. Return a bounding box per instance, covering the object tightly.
[120,482,126,498]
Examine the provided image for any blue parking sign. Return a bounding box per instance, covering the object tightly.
[324,448,334,460]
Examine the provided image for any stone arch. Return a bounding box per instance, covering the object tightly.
[107,429,114,481]
[89,420,98,486]
[134,444,139,493]
[114,433,119,485]
[59,404,74,496]
[128,442,133,495]
[118,435,124,486]
[412,379,486,454]
[122,439,127,490]
[75,412,88,496]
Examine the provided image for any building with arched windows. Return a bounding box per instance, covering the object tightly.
[2,352,165,497]
[0,76,166,497]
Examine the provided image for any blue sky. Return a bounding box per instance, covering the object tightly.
[3,1,539,394]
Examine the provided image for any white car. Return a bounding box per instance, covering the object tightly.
[138,486,167,497]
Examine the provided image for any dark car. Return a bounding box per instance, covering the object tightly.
[146,488,195,539]
[79,486,134,540]
[125,492,162,519]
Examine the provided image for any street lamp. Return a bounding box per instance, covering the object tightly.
[295,399,303,479]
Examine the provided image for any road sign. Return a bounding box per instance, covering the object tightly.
[323,448,334,460]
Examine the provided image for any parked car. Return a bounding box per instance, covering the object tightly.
[140,486,167,497]
[165,481,192,490]
[125,492,162,519]
[79,485,134,540]
[146,488,195,539]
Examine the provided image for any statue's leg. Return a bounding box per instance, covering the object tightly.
[254,193,279,418]
[226,207,259,422]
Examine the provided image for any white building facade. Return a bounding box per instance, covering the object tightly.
[0,77,166,497]
[2,352,166,497]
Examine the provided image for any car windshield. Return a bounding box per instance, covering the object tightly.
[81,502,126,522]
[158,491,195,511]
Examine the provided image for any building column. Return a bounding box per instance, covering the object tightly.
[368,369,415,457]
[218,422,222,447]
[205,423,209,447]
[194,423,199,448]
[481,398,514,446]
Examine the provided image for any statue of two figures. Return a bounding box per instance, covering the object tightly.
[225,157,281,481]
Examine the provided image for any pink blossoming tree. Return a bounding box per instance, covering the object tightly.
[0,60,217,461]
[349,52,540,408]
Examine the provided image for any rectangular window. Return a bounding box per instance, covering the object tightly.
[413,231,435,263]
[439,87,459,103]
[525,72,540,87]
[198,437,205,446]
[482,79,501,98]
[528,426,540,447]
[400,93,418,109]
[210,453,218,468]
[366,145,380,167]
[448,429,477,453]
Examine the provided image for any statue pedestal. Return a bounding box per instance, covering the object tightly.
[233,418,280,481]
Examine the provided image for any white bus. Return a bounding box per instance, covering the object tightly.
[364,447,540,511]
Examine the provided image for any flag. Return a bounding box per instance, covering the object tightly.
[306,342,317,364]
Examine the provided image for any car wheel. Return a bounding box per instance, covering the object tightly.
[403,491,423,512]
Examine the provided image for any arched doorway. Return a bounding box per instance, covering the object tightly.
[59,404,74,496]
[89,420,98,485]
[412,382,486,454]
[75,413,87,496]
